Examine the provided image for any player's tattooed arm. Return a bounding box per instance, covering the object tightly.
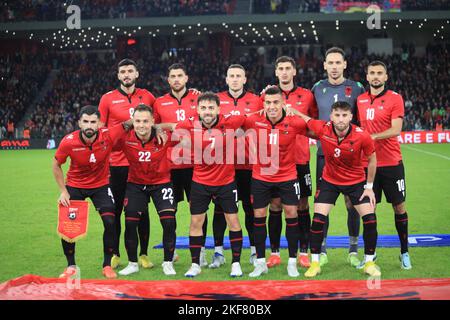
[52,158,70,207]
[288,107,312,123]
[122,119,134,131]
[153,123,177,132]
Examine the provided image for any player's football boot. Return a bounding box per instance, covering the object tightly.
[347,252,361,268]
[230,262,243,277]
[319,253,328,267]
[199,247,208,267]
[363,261,381,277]
[287,258,300,277]
[356,252,378,270]
[162,261,176,275]
[118,262,139,276]
[266,254,281,268]
[208,252,226,269]
[298,253,311,268]
[184,263,202,278]
[400,252,412,270]
[249,258,268,277]
[59,266,78,279]
[102,266,117,279]
[138,254,154,269]
[111,254,120,269]
[304,261,321,278]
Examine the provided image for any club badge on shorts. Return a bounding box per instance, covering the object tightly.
[57,200,90,243]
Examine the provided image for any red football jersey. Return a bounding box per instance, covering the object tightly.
[175,114,246,186]
[243,113,308,183]
[281,86,318,165]
[307,119,375,186]
[217,90,263,170]
[357,89,404,167]
[55,125,126,189]
[153,90,199,169]
[98,87,156,166]
[115,129,173,185]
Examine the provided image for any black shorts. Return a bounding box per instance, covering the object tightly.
[251,178,300,209]
[66,184,115,213]
[235,169,252,203]
[367,162,406,205]
[109,166,129,211]
[190,181,239,215]
[170,168,193,203]
[296,163,312,198]
[124,182,176,217]
[314,179,370,206]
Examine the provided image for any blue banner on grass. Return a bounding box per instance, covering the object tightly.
[153,234,450,249]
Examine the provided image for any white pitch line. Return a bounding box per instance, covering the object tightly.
[403,145,450,161]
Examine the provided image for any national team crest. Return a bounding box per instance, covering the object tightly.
[345,86,352,98]
[57,200,89,243]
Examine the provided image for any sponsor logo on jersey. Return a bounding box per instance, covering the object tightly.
[255,122,268,127]
[359,99,369,103]
[161,102,174,106]
[245,108,251,112]
[72,148,86,152]
[355,127,363,132]
[126,141,139,146]
[221,101,230,104]
[112,100,126,104]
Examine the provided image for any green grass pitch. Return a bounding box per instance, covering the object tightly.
[0,144,449,283]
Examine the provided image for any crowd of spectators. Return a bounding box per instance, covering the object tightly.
[0,0,234,22]
[1,41,448,139]
[0,52,52,139]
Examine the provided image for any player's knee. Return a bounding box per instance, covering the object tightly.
[254,208,266,218]
[190,214,205,230]
[225,214,241,231]
[283,206,298,219]
[393,202,406,214]
[298,197,309,211]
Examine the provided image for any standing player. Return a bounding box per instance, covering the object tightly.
[115,105,177,276]
[157,92,246,278]
[208,64,263,269]
[268,56,318,269]
[311,47,365,267]
[357,60,412,270]
[53,105,132,279]
[246,86,308,278]
[293,102,381,278]
[98,59,156,270]
[152,63,202,264]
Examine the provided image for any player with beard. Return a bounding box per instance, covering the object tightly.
[311,47,365,268]
[98,59,156,271]
[53,105,133,279]
[153,63,202,265]
[208,64,263,269]
[356,61,412,270]
[292,102,381,278]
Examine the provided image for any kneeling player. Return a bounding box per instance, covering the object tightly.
[53,105,132,279]
[115,105,177,276]
[294,101,381,278]
[157,92,247,278]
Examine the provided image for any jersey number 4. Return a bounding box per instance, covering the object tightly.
[89,153,97,163]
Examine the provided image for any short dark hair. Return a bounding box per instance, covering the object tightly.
[367,60,388,73]
[264,85,282,96]
[228,64,246,72]
[132,104,154,117]
[117,58,138,71]
[325,47,346,61]
[275,56,296,68]
[168,63,187,75]
[197,91,220,107]
[331,101,352,112]
[79,105,100,119]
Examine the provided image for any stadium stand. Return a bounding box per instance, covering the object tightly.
[0,0,235,22]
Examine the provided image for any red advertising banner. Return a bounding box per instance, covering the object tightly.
[57,200,90,243]
[397,131,450,144]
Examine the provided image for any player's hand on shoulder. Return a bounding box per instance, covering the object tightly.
[58,190,71,207]
[156,129,168,145]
